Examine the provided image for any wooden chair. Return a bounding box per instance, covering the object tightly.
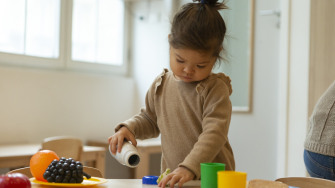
[248,179,289,188]
[7,166,103,178]
[6,167,32,178]
[42,136,83,161]
[82,166,103,178]
[276,177,335,188]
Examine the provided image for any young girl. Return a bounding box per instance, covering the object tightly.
[108,0,235,187]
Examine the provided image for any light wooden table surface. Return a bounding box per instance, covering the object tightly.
[0,144,106,176]
[31,179,201,188]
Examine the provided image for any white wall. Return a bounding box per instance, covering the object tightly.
[0,66,136,145]
[130,0,170,101]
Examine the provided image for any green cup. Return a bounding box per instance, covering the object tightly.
[201,163,225,188]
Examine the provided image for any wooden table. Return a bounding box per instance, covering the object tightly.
[0,144,106,176]
[135,140,161,179]
[31,179,201,188]
[87,139,161,179]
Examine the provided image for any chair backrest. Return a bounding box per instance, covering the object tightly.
[83,166,103,178]
[7,166,103,179]
[248,179,289,188]
[276,177,335,188]
[6,167,32,178]
[42,136,83,161]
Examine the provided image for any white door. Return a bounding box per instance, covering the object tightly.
[280,0,311,178]
[229,0,283,181]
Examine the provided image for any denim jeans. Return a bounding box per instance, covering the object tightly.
[304,149,335,181]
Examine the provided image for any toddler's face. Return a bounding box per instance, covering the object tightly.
[170,47,216,83]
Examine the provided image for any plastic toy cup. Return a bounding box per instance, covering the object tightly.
[217,171,247,188]
[200,163,225,188]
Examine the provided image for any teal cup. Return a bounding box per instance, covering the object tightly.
[201,163,225,188]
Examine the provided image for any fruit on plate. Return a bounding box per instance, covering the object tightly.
[0,173,31,188]
[30,150,59,182]
[43,157,91,183]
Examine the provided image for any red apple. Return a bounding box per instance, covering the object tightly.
[0,173,31,188]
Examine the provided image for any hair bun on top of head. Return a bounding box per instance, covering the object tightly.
[194,0,218,5]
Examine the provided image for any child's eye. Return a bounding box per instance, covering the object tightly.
[197,65,206,68]
[176,59,184,63]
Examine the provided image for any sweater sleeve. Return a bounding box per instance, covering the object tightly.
[114,72,166,139]
[179,77,232,179]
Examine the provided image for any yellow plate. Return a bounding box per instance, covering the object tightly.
[30,177,108,187]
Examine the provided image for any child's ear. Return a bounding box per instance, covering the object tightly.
[168,34,171,40]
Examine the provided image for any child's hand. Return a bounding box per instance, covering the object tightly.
[158,167,195,188]
[108,126,137,155]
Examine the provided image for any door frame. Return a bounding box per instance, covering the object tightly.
[277,0,311,178]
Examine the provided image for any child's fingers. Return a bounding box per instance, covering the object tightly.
[110,137,118,155]
[128,135,137,147]
[169,177,177,188]
[117,136,125,153]
[169,175,183,188]
[159,174,172,188]
[107,136,113,145]
[177,177,188,188]
[107,137,114,154]
[119,126,136,147]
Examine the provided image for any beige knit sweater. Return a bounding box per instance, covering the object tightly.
[115,69,235,179]
[305,80,335,156]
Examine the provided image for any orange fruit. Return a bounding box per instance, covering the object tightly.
[30,150,59,182]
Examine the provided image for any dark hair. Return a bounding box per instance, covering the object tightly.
[169,0,228,62]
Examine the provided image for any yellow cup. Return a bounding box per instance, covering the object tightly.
[217,171,247,188]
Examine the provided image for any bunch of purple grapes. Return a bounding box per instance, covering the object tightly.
[43,157,91,183]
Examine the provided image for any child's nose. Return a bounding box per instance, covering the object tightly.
[183,66,194,74]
